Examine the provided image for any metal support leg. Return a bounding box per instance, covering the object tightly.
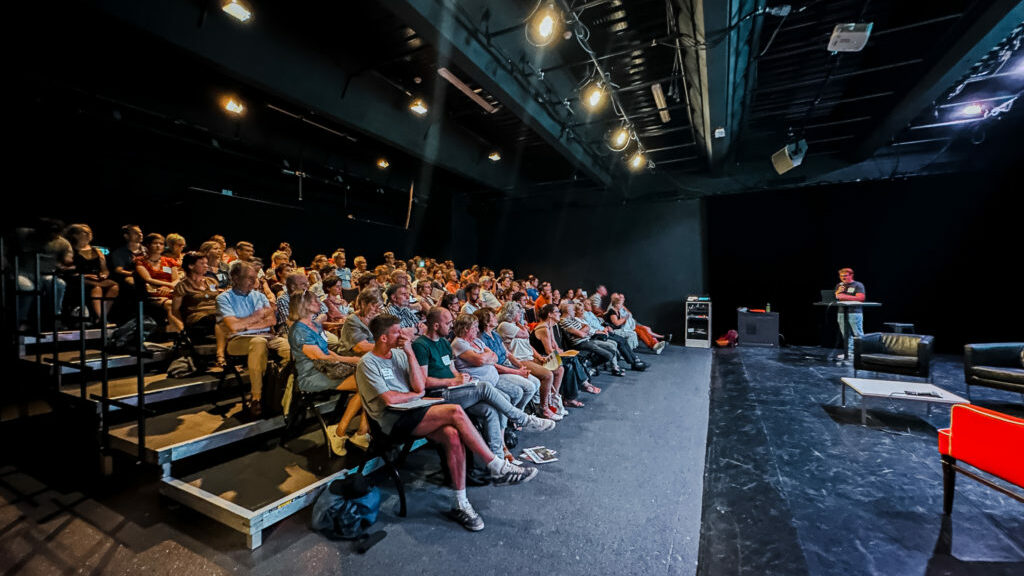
[941,455,956,515]
[247,529,262,549]
[841,383,846,406]
[861,402,867,425]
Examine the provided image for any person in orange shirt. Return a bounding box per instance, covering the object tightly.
[533,281,552,313]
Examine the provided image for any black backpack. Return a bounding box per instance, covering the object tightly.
[108,317,158,352]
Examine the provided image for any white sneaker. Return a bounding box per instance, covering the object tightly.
[653,341,667,355]
[836,354,847,361]
[326,428,348,456]
[522,414,556,432]
[348,433,371,450]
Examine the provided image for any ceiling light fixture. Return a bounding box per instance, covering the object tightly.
[582,79,606,110]
[607,125,631,151]
[488,151,502,162]
[409,98,428,116]
[222,97,245,115]
[377,158,390,169]
[628,151,647,171]
[221,0,252,22]
[526,2,563,47]
[957,103,986,117]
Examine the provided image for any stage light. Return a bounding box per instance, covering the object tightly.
[488,151,502,162]
[628,151,646,171]
[957,103,986,117]
[377,158,389,169]
[526,2,562,47]
[221,0,251,22]
[222,97,245,115]
[607,125,631,151]
[409,99,428,116]
[582,81,605,110]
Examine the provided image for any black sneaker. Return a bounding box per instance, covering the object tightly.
[632,362,648,371]
[491,462,538,486]
[447,505,485,531]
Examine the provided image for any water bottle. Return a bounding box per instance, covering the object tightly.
[766,302,771,313]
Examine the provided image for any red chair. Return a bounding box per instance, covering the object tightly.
[938,404,1024,514]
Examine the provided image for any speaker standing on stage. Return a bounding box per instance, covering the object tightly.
[835,267,865,360]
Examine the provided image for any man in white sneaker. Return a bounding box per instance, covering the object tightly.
[412,307,555,462]
[357,314,538,532]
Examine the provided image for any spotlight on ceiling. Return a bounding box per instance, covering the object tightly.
[526,2,563,47]
[222,97,245,115]
[628,151,647,171]
[488,151,502,162]
[582,80,606,110]
[221,0,252,22]
[377,158,390,169]
[956,102,987,117]
[607,125,631,151]
[409,98,428,116]
[771,139,807,175]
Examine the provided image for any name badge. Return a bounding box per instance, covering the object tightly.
[162,266,173,274]
[846,287,855,294]
[441,355,451,366]
[381,367,395,379]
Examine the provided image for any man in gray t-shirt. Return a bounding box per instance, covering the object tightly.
[355,314,540,532]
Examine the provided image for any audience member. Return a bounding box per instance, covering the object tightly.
[532,303,590,406]
[460,283,482,315]
[288,290,369,456]
[216,261,290,418]
[559,300,624,377]
[321,275,352,328]
[331,250,352,289]
[605,293,666,354]
[163,233,187,270]
[413,307,553,469]
[581,299,646,371]
[171,251,227,368]
[385,284,426,338]
[496,302,562,420]
[199,241,231,289]
[356,314,537,531]
[338,288,380,356]
[65,223,119,323]
[13,219,72,328]
[109,224,144,288]
[135,233,180,330]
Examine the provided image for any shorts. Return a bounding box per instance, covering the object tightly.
[388,406,431,440]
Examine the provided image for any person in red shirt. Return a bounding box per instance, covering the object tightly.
[135,233,181,330]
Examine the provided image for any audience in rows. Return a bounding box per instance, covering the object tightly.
[12,221,674,531]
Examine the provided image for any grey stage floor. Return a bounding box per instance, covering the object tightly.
[0,344,712,575]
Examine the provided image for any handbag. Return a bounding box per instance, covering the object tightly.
[313,358,357,381]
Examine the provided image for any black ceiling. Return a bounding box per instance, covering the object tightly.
[17,0,1024,200]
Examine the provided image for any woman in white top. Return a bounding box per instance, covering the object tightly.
[496,302,563,420]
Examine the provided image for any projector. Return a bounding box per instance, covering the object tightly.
[827,23,873,52]
[771,139,807,175]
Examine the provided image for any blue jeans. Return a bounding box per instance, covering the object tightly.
[17,274,66,325]
[837,311,863,356]
[442,381,528,457]
[496,373,538,412]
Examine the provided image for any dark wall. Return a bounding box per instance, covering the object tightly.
[705,168,1020,354]
[469,196,706,337]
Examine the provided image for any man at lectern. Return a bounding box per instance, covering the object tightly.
[834,267,865,360]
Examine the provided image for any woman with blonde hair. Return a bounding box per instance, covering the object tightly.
[288,289,369,456]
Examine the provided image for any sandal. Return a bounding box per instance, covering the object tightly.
[564,399,585,408]
[583,383,602,394]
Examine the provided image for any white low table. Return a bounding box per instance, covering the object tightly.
[840,377,970,425]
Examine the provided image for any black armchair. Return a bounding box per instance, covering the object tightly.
[964,343,1024,399]
[854,332,934,380]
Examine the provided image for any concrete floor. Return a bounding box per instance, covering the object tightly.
[0,345,712,575]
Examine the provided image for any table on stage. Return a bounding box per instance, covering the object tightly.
[813,300,882,350]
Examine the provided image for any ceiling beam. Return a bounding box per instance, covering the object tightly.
[385,0,615,189]
[94,0,522,190]
[856,0,1024,159]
